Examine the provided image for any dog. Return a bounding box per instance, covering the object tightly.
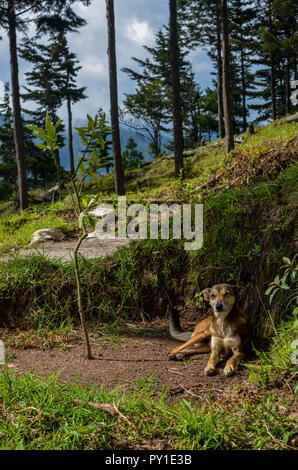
[168,284,251,376]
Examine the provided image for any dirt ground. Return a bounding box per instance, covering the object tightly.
[3,320,250,404]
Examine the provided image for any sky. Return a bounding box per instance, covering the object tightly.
[0,0,213,123]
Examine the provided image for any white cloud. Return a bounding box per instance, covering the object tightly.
[125,19,154,45]
[79,58,108,79]
[195,62,212,73]
[0,0,213,122]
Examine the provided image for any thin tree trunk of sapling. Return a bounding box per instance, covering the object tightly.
[28,113,111,360]
[73,228,92,359]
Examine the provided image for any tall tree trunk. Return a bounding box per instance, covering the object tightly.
[8,0,28,210]
[270,54,277,120]
[153,128,160,158]
[192,120,199,144]
[105,0,125,195]
[169,0,184,177]
[221,0,234,153]
[216,5,225,138]
[67,96,75,175]
[285,53,291,115]
[240,49,247,132]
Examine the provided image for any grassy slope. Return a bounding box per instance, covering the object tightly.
[0,120,297,333]
[0,119,297,450]
[1,120,296,251]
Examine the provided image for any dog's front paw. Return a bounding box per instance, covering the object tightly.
[223,364,235,377]
[168,352,182,361]
[204,366,217,376]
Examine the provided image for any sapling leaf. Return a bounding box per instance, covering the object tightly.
[265,285,275,296]
[78,212,85,228]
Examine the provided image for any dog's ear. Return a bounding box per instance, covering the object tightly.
[202,288,211,301]
[234,285,247,298]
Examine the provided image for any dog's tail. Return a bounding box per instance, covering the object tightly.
[168,307,192,342]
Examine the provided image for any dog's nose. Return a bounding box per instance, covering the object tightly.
[215,303,223,311]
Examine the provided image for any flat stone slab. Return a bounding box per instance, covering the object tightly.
[1,237,130,263]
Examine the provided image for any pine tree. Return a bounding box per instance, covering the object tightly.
[105,0,125,195]
[50,33,87,175]
[269,0,297,115]
[122,137,144,170]
[221,0,234,152]
[20,35,65,183]
[20,31,87,180]
[123,81,169,158]
[169,0,184,176]
[229,0,256,131]
[0,82,57,196]
[123,26,198,156]
[0,82,17,194]
[177,0,226,137]
[250,0,297,121]
[0,0,91,209]
[178,0,257,132]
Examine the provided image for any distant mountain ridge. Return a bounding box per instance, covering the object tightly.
[59,119,155,171]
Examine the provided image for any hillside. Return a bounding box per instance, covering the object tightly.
[0,118,297,330]
[0,117,297,450]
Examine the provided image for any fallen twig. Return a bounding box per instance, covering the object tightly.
[72,399,135,427]
[166,367,184,376]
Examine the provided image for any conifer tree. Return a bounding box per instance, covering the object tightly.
[105,0,125,195]
[123,26,199,155]
[177,0,226,137]
[0,82,16,194]
[229,0,256,131]
[0,82,57,196]
[20,33,87,180]
[221,0,234,152]
[122,137,144,170]
[169,0,184,176]
[0,0,91,209]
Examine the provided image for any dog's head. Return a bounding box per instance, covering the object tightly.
[202,284,246,319]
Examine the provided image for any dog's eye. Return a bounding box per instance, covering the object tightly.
[224,293,231,297]
[210,294,216,299]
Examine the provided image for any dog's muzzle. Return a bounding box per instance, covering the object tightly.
[215,303,224,312]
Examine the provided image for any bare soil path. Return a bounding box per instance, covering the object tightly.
[4,322,250,403]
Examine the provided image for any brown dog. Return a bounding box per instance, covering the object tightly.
[168,284,251,376]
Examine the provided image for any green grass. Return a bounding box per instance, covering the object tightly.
[0,368,296,450]
[0,238,188,328]
[247,309,298,388]
[0,119,296,253]
[0,201,76,252]
[0,163,297,336]
[0,119,297,450]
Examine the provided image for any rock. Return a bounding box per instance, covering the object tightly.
[87,231,97,239]
[235,135,244,143]
[88,206,115,218]
[200,137,206,146]
[35,184,63,203]
[29,229,64,245]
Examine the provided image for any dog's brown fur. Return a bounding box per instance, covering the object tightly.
[168,284,251,376]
